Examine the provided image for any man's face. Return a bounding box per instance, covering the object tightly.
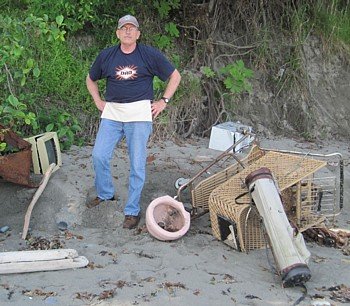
[117,24,140,45]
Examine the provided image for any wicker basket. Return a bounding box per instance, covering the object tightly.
[208,150,327,252]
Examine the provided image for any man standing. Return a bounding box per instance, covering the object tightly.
[86,15,181,229]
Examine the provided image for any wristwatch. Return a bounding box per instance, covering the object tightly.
[161,96,170,103]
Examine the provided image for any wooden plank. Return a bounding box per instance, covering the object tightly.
[0,256,89,274]
[0,249,79,264]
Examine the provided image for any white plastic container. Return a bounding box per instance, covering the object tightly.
[209,121,253,153]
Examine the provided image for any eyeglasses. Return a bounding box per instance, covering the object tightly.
[119,26,138,32]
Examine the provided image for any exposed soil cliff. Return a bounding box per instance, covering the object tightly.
[237,37,350,140]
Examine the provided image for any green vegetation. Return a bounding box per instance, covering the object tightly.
[0,1,349,150]
[312,0,350,45]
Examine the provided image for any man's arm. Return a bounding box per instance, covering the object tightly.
[86,74,106,112]
[162,69,181,101]
[151,69,181,118]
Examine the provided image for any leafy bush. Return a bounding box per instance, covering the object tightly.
[0,12,86,149]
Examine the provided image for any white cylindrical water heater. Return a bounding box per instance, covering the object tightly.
[245,167,311,287]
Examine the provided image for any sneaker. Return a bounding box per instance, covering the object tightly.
[86,196,115,209]
[122,215,140,229]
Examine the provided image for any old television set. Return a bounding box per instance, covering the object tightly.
[25,132,62,174]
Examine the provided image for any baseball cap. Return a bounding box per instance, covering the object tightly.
[118,15,139,29]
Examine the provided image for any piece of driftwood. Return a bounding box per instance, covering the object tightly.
[22,163,56,239]
[0,249,79,264]
[304,226,350,247]
[0,256,88,274]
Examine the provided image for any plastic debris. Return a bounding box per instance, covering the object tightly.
[0,226,10,233]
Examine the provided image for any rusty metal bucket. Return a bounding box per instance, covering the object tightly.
[0,124,39,187]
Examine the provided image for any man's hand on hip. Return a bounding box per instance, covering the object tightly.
[95,99,106,112]
[151,99,167,118]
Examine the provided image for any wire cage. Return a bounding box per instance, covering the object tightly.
[282,175,339,229]
[270,148,344,229]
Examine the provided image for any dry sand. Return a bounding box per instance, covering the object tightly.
[0,135,349,306]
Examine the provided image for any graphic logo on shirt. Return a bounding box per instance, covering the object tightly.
[115,65,138,80]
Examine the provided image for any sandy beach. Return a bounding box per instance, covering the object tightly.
[0,135,349,306]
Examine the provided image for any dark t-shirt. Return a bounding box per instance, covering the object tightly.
[89,43,175,103]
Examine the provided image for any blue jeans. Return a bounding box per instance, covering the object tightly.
[92,119,152,216]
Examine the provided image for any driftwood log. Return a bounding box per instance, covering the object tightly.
[22,163,56,239]
[0,249,88,274]
[0,249,78,263]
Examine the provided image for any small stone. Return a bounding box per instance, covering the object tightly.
[57,221,68,231]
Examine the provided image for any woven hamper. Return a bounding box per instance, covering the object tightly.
[208,150,327,252]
